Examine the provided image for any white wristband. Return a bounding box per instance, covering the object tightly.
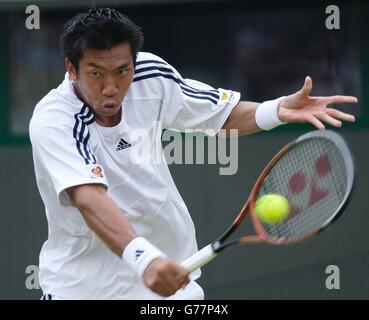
[255,96,287,131]
[122,237,166,278]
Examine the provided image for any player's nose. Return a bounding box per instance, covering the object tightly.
[102,79,119,97]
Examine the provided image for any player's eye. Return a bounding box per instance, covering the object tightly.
[89,71,101,77]
[117,69,129,76]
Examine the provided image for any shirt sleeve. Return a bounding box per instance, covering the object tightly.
[29,107,108,206]
[135,56,241,136]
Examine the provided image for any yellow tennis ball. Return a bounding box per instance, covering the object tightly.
[255,194,290,224]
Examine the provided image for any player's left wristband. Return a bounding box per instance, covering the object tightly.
[122,237,167,278]
[255,96,287,131]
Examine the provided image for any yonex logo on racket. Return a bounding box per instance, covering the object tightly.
[287,154,332,219]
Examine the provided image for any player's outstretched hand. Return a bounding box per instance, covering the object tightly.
[143,257,190,297]
[278,76,358,130]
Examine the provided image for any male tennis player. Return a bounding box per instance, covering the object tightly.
[29,8,357,300]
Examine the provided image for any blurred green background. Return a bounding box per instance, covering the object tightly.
[0,0,368,299]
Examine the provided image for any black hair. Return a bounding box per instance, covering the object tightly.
[60,8,144,71]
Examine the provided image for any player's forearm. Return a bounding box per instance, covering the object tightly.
[68,185,136,256]
[222,101,262,136]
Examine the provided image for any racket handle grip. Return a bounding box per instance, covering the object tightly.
[181,244,218,274]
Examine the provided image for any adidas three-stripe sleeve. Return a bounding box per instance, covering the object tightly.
[133,54,241,135]
[29,104,108,207]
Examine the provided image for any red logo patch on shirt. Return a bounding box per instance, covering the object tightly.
[91,165,104,178]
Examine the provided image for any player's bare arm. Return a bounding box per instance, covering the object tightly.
[222,101,260,136]
[222,76,357,135]
[67,184,136,255]
[66,184,189,297]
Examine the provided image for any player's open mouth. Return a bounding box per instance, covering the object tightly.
[102,102,118,109]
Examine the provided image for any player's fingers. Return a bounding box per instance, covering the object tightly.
[300,76,313,96]
[315,112,342,128]
[304,114,325,130]
[157,284,177,297]
[176,272,190,289]
[173,268,190,289]
[326,108,356,123]
[160,271,187,296]
[159,267,189,294]
[326,95,358,105]
[146,277,176,297]
[164,274,182,292]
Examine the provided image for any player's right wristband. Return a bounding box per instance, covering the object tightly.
[255,96,287,131]
[122,237,166,278]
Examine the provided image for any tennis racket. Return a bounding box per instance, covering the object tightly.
[181,130,355,273]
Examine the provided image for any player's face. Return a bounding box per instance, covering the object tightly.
[66,42,135,126]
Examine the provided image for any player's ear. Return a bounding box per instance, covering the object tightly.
[65,58,78,81]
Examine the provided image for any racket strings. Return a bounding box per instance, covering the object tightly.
[256,137,352,242]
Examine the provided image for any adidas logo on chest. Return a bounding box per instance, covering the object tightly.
[116,138,132,151]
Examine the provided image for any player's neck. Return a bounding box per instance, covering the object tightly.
[95,109,122,128]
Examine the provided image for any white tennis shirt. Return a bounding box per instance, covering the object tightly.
[29,52,240,299]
